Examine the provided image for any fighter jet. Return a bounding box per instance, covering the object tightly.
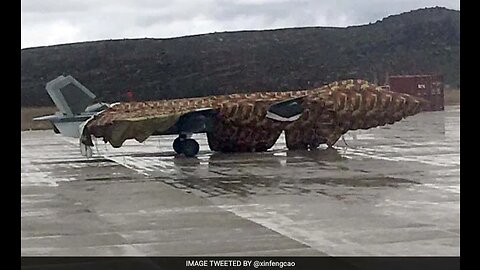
[34,75,427,157]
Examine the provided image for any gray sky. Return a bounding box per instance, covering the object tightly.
[21,0,460,49]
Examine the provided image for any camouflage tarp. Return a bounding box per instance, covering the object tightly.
[83,79,428,151]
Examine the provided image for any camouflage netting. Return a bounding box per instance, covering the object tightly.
[83,79,428,151]
[283,80,429,150]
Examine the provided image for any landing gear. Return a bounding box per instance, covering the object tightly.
[172,134,199,157]
[182,139,200,157]
[173,137,184,154]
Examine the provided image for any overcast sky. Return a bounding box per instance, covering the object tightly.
[21,0,460,49]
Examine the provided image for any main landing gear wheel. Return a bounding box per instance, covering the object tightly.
[172,136,200,157]
[173,137,184,154]
[182,139,200,157]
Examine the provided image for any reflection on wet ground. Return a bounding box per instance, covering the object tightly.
[21,106,460,256]
[161,149,418,201]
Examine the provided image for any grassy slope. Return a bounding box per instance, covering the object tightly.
[21,7,460,107]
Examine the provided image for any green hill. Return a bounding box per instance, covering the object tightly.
[21,6,459,106]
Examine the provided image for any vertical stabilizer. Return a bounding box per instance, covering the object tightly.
[45,75,96,116]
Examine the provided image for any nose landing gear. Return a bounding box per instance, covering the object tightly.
[173,134,200,157]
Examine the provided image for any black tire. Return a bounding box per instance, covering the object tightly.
[182,139,199,157]
[173,137,184,154]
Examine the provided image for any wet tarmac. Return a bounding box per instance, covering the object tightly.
[21,105,460,256]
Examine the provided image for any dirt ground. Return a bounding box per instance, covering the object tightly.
[21,107,57,131]
[444,89,460,105]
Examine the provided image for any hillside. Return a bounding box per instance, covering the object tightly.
[21,7,460,106]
